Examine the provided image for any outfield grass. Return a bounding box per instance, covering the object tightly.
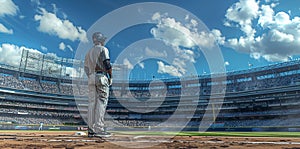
[0,130,77,133]
[112,131,300,137]
[1,130,300,138]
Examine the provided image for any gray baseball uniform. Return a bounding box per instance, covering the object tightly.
[84,44,110,133]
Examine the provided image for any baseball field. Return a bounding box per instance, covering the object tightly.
[0,130,300,149]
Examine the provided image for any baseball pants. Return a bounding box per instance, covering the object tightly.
[88,73,109,133]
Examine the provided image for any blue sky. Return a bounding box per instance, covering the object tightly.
[1,0,300,80]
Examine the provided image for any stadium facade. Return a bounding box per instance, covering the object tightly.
[0,49,300,131]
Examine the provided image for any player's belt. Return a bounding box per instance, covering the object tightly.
[95,71,106,75]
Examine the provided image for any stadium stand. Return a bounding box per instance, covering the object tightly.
[0,54,300,131]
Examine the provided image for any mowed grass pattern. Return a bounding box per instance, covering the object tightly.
[112,131,300,137]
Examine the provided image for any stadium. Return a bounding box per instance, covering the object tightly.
[0,49,300,148]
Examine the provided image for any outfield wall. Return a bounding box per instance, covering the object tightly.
[1,123,300,132]
[107,126,300,132]
[0,124,80,131]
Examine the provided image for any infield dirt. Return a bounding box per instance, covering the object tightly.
[0,131,300,149]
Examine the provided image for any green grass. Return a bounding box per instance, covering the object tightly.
[0,130,76,132]
[1,130,300,138]
[112,131,300,137]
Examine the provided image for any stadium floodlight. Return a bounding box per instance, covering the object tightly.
[18,49,80,78]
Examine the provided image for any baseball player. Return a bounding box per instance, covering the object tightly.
[84,32,112,138]
[38,122,43,131]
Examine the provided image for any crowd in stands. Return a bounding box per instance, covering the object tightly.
[76,85,88,96]
[100,114,300,128]
[116,120,151,127]
[223,116,300,127]
[40,81,59,94]
[0,96,81,125]
[0,75,24,90]
[0,115,63,125]
[20,79,41,92]
[220,108,300,118]
[105,120,161,127]
[110,75,298,98]
[0,107,78,118]
[0,99,77,111]
[0,65,299,128]
[0,99,80,119]
[60,83,74,95]
[0,69,299,97]
[0,73,75,95]
[102,115,300,128]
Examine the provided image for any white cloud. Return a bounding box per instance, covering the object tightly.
[0,0,18,34]
[150,13,219,77]
[211,29,225,45]
[123,58,133,70]
[225,36,255,53]
[274,12,291,25]
[190,19,198,27]
[59,42,73,52]
[172,58,187,75]
[250,52,261,60]
[223,0,300,62]
[34,8,88,42]
[152,12,161,20]
[30,0,41,6]
[225,0,259,24]
[0,43,43,67]
[0,23,13,34]
[224,0,259,37]
[157,61,182,77]
[151,13,217,49]
[138,62,144,69]
[40,45,47,52]
[270,29,294,42]
[224,61,230,66]
[151,17,195,48]
[52,3,58,14]
[67,45,73,52]
[62,12,67,20]
[258,5,274,28]
[0,43,22,67]
[19,15,25,19]
[145,46,167,57]
[173,47,195,63]
[59,42,66,51]
[0,0,18,17]
[262,54,289,62]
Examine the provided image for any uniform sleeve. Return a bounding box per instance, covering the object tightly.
[102,47,110,61]
[101,47,112,71]
[84,53,89,68]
